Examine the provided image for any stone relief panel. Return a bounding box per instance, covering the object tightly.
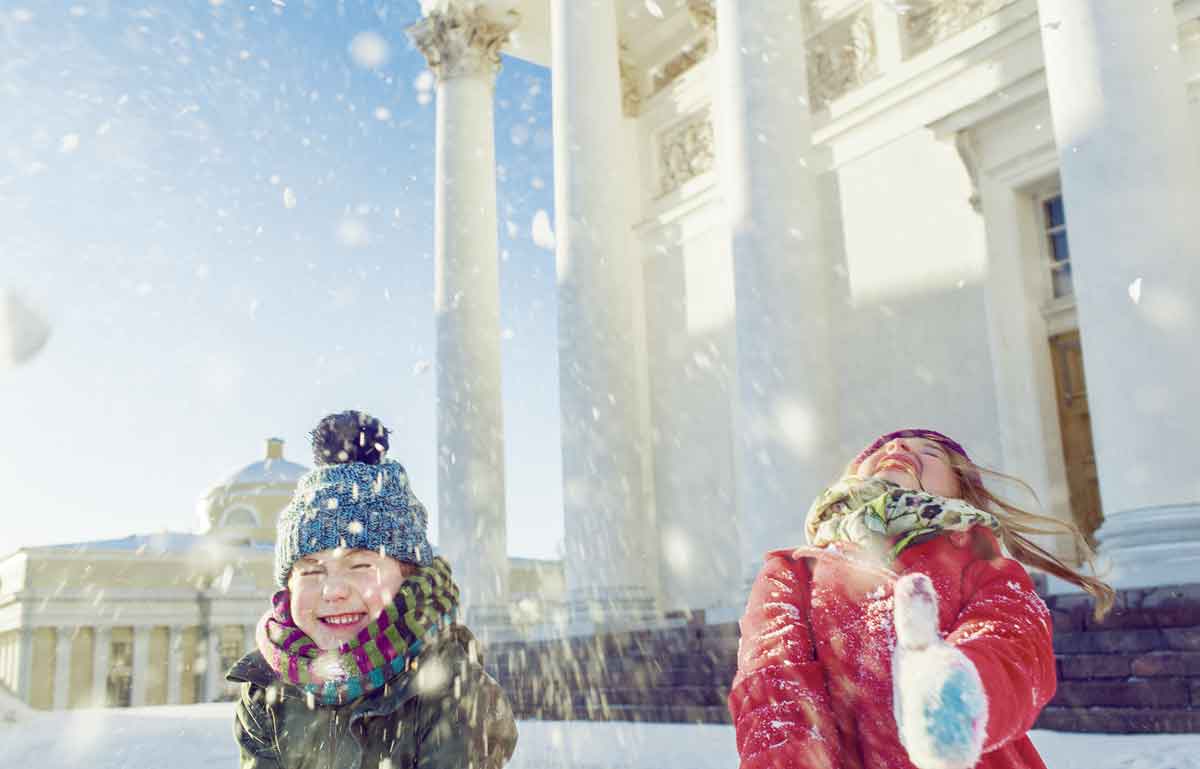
[805,0,867,31]
[904,0,1018,58]
[658,110,715,196]
[650,36,712,96]
[621,58,643,117]
[807,7,879,109]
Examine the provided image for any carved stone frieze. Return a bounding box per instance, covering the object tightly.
[806,8,878,109]
[620,58,643,117]
[658,110,715,196]
[407,2,519,81]
[904,0,1017,57]
[805,0,865,31]
[650,36,712,96]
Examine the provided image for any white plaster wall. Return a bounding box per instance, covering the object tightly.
[641,212,742,614]
[825,129,1003,476]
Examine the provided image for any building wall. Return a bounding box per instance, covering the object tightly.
[68,627,94,709]
[641,209,741,614]
[825,128,1003,467]
[146,627,168,706]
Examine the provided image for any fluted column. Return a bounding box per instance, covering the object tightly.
[551,0,658,626]
[91,626,110,707]
[712,0,837,580]
[130,626,150,707]
[203,626,221,702]
[408,2,516,632]
[1037,0,1200,588]
[166,626,183,705]
[52,627,72,710]
[16,627,32,704]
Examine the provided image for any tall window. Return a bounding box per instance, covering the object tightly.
[1041,193,1073,299]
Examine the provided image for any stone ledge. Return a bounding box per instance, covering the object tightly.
[1036,706,1200,734]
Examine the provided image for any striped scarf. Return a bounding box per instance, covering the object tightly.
[257,556,459,706]
[806,477,1000,562]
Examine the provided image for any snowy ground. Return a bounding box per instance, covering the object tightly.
[1,700,1197,769]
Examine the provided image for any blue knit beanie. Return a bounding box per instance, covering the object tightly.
[274,411,434,586]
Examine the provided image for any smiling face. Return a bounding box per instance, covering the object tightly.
[855,435,962,499]
[288,548,416,650]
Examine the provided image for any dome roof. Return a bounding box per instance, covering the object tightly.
[215,438,309,492]
[222,457,309,487]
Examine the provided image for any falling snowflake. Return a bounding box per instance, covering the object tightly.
[1128,277,1143,304]
[337,218,370,247]
[531,210,555,250]
[413,359,431,376]
[59,134,80,153]
[349,31,390,69]
[282,187,297,208]
[374,106,392,121]
[413,70,435,106]
[644,0,664,19]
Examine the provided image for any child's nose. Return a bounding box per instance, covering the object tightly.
[322,577,350,600]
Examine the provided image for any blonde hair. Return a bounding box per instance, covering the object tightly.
[946,454,1114,620]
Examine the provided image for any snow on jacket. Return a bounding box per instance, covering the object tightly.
[729,527,1055,769]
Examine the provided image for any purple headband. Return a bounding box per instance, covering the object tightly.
[851,429,972,470]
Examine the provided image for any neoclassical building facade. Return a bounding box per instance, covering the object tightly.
[411,0,1200,630]
[0,439,564,710]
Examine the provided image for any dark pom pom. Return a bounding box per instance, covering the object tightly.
[311,410,390,466]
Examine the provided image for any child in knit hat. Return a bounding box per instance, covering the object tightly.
[228,410,517,769]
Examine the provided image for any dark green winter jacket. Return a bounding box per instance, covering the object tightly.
[227,625,517,769]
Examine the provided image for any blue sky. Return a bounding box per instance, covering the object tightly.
[0,0,564,559]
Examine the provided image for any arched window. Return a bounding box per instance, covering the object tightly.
[220,506,259,528]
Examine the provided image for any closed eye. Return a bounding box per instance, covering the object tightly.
[351,563,374,570]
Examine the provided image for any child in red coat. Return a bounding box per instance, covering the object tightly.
[729,429,1113,769]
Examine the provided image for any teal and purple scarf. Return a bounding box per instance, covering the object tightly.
[257,556,459,706]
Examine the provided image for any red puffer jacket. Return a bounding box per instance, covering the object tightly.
[729,527,1055,769]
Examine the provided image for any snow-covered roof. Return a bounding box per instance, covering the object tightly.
[32,532,208,554]
[219,457,309,488]
[30,532,275,555]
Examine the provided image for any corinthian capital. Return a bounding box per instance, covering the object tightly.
[407,2,519,81]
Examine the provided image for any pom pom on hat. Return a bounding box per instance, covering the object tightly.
[276,410,433,586]
[311,410,390,466]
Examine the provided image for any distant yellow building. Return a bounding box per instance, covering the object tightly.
[0,438,563,710]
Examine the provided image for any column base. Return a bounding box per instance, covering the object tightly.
[567,585,659,631]
[1095,503,1200,589]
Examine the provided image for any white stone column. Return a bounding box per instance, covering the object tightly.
[712,0,837,581]
[551,0,658,627]
[408,2,516,632]
[16,627,33,704]
[52,627,72,710]
[243,623,257,654]
[166,626,183,705]
[130,626,150,707]
[1037,0,1200,589]
[91,626,111,707]
[204,625,221,702]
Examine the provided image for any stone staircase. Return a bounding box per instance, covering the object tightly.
[1036,583,1200,733]
[486,622,737,724]
[485,582,1200,734]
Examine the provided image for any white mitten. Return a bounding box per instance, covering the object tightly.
[892,573,988,769]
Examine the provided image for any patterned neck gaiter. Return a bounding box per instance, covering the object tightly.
[806,477,1000,563]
